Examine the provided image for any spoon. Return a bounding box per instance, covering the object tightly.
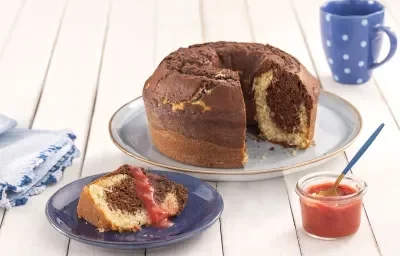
[317,123,385,197]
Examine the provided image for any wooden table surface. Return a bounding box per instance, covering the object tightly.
[1,0,400,255]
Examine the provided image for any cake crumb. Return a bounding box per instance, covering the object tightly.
[215,71,226,78]
[269,147,275,151]
[291,149,297,156]
[311,140,316,147]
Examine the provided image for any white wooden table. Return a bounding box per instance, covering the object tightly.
[1,0,400,255]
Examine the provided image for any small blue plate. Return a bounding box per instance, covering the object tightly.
[45,170,224,250]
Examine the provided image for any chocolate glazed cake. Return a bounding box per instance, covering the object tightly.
[77,165,188,232]
[142,42,320,168]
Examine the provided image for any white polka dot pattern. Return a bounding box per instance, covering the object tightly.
[326,40,331,47]
[325,14,331,22]
[362,19,368,26]
[360,41,367,47]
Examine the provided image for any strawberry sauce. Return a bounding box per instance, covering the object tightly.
[300,182,361,238]
[129,167,172,228]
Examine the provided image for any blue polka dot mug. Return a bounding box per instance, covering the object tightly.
[320,0,397,85]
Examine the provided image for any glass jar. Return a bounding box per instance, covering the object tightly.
[295,171,368,240]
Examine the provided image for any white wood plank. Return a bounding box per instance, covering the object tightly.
[76,0,155,178]
[154,0,203,64]
[218,180,300,256]
[202,0,253,42]
[67,0,156,255]
[202,0,300,255]
[0,0,66,239]
[248,0,380,255]
[383,0,400,28]
[0,0,28,232]
[0,0,67,128]
[368,6,400,128]
[68,246,140,256]
[148,1,223,255]
[247,0,315,74]
[0,0,110,255]
[0,0,26,57]
[293,0,400,255]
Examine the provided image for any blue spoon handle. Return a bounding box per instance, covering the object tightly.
[342,123,385,176]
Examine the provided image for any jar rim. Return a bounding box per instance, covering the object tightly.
[295,171,368,203]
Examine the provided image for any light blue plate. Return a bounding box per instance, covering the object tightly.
[109,91,362,181]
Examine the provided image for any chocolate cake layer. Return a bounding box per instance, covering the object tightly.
[266,71,312,133]
[147,172,188,214]
[105,165,188,215]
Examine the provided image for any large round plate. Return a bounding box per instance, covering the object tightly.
[109,91,362,181]
[45,170,223,250]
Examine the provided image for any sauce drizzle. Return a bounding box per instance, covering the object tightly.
[129,167,172,228]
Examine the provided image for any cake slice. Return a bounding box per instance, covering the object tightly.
[76,165,188,232]
[252,63,318,149]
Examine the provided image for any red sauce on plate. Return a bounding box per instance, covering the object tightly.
[300,182,362,238]
[130,167,173,228]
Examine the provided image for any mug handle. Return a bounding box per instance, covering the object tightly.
[370,25,397,69]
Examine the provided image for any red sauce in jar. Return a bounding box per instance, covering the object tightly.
[130,167,172,228]
[300,182,362,238]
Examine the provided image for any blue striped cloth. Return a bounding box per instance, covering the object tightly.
[0,114,80,208]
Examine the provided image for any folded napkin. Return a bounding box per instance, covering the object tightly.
[0,114,80,209]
